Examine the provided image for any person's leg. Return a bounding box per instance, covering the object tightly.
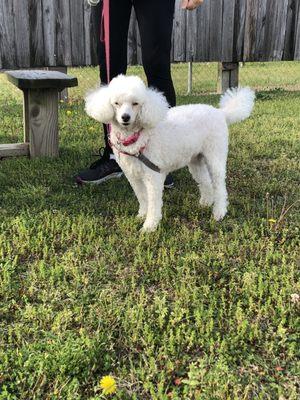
[133,0,176,107]
[99,0,132,153]
[133,0,176,188]
[76,0,132,184]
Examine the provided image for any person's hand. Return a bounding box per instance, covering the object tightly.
[181,0,204,10]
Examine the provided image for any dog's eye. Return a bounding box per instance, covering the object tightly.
[132,102,139,106]
[114,102,119,106]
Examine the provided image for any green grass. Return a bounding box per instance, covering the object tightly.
[0,64,300,399]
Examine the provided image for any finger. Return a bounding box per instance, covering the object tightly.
[181,0,189,9]
[186,0,203,10]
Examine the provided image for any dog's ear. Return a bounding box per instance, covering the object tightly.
[85,86,114,123]
[140,88,169,128]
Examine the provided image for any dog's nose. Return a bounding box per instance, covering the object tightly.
[121,113,130,123]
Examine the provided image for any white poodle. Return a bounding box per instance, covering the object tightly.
[85,75,255,232]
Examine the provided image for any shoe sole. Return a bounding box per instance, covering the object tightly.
[164,182,174,189]
[76,172,123,185]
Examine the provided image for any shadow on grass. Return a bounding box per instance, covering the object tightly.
[0,147,131,217]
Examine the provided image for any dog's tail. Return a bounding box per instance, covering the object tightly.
[219,87,255,125]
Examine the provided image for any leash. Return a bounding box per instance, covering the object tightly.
[109,130,161,173]
[114,147,161,174]
[100,0,110,83]
[135,153,161,173]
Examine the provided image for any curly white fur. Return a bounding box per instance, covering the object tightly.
[85,75,255,232]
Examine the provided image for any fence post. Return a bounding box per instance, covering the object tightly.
[217,62,239,93]
[187,60,193,95]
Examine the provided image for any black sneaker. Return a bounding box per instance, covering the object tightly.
[76,148,123,185]
[164,174,174,189]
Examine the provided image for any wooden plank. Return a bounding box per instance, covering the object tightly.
[6,70,78,90]
[70,0,85,66]
[12,0,30,68]
[42,0,57,66]
[255,0,268,60]
[186,5,198,61]
[233,0,247,61]
[0,143,30,158]
[173,1,186,62]
[83,0,92,65]
[209,0,223,61]
[283,0,294,60]
[56,0,72,66]
[243,0,258,61]
[262,0,289,61]
[28,0,45,67]
[275,0,290,60]
[0,0,17,69]
[196,0,210,61]
[294,0,300,59]
[221,0,236,61]
[27,89,59,158]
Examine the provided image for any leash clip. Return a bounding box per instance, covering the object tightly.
[87,0,101,6]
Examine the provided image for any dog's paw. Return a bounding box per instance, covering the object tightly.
[137,208,147,220]
[199,194,214,207]
[140,221,158,233]
[213,206,227,221]
[136,212,146,221]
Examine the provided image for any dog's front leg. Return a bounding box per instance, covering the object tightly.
[125,174,148,219]
[141,174,165,232]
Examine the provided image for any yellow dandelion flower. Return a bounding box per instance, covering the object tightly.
[100,375,117,395]
[268,218,276,223]
[66,110,72,116]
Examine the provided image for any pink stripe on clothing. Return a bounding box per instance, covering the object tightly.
[102,0,110,82]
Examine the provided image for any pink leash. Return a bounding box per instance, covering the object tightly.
[101,0,110,83]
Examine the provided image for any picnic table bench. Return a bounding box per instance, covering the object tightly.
[0,70,78,158]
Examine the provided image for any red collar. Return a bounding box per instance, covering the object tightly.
[108,129,160,172]
[117,129,143,147]
[109,129,145,155]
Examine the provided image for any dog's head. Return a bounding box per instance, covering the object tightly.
[85,75,169,129]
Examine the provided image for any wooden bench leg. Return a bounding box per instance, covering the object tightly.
[23,88,59,157]
[23,89,31,143]
[217,62,239,93]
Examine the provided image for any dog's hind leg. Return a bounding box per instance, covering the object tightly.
[141,173,165,232]
[188,155,214,207]
[203,153,228,221]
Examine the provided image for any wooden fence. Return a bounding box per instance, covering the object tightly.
[0,0,300,70]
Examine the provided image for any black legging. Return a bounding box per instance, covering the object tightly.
[97,0,176,153]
